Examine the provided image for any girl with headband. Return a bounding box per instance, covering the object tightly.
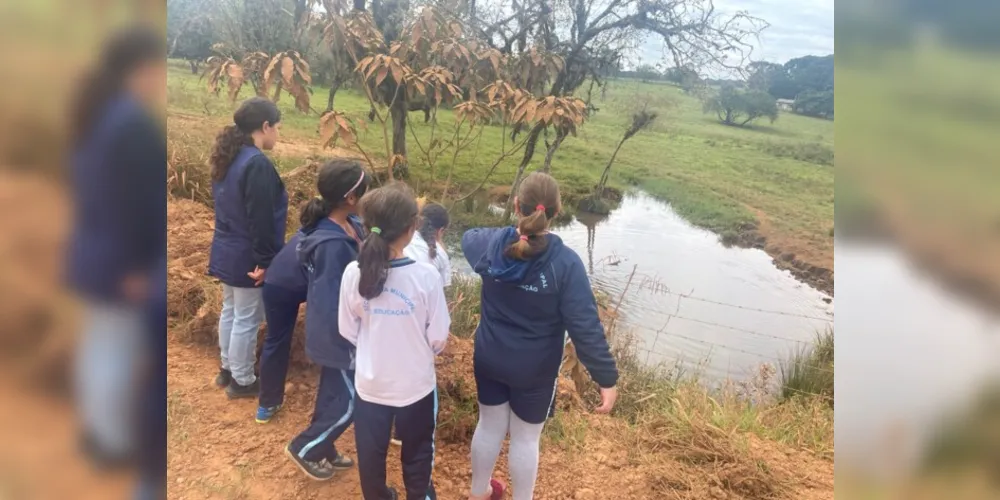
[284,159,370,481]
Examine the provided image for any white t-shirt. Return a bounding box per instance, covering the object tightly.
[338,258,451,407]
[403,235,452,287]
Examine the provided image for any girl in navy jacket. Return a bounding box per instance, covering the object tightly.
[207,97,287,399]
[461,172,619,500]
[254,228,308,424]
[285,159,370,481]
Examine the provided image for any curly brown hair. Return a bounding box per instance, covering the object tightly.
[210,97,281,182]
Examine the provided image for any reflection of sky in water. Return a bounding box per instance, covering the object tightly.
[835,241,1000,476]
[452,192,834,382]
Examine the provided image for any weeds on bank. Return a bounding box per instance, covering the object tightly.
[779,328,834,403]
[608,327,834,459]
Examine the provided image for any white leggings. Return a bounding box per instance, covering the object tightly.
[469,402,545,500]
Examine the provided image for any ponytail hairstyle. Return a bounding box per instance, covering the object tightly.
[505,172,562,261]
[417,202,449,260]
[70,24,165,148]
[356,183,419,299]
[210,97,281,182]
[299,159,370,229]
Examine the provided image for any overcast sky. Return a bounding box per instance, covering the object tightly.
[635,0,834,69]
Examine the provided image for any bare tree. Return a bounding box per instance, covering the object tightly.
[467,0,766,213]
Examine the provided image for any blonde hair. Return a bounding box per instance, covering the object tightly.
[505,172,561,260]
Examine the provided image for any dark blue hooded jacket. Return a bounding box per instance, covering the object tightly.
[264,230,308,296]
[297,216,366,369]
[462,226,618,389]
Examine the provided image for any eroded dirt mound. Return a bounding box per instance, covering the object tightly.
[167,199,317,369]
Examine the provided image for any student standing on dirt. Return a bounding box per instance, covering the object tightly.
[253,223,309,424]
[66,25,166,470]
[461,172,619,500]
[385,201,452,448]
[286,159,370,480]
[207,97,287,399]
[339,184,450,500]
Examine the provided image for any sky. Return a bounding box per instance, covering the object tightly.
[634,0,834,70]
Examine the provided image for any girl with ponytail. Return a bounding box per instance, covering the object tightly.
[461,172,619,500]
[403,202,452,288]
[338,184,450,499]
[286,159,370,480]
[207,97,287,400]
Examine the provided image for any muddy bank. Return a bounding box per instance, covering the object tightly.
[726,221,834,297]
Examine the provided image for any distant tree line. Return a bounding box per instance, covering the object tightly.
[746,54,833,119]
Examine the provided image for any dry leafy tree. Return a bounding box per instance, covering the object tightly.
[262,51,313,112]
[202,49,314,113]
[203,55,245,102]
[321,4,580,193]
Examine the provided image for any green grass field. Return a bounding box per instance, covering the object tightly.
[168,61,834,271]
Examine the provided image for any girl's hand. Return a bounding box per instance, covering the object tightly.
[247,266,266,286]
[121,273,148,304]
[595,386,618,414]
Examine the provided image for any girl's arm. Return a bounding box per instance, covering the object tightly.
[425,282,450,355]
[338,262,362,346]
[438,244,452,288]
[241,156,282,270]
[559,256,619,389]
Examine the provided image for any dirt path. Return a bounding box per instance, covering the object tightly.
[167,334,835,500]
[167,339,624,500]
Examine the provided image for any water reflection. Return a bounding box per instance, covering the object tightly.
[835,240,1000,480]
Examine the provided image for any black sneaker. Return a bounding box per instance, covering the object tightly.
[225,378,260,399]
[328,452,354,470]
[387,487,399,500]
[214,368,232,389]
[285,444,336,481]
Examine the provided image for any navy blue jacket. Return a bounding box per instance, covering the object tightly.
[66,94,165,303]
[298,216,365,369]
[462,227,618,389]
[264,230,308,295]
[208,146,288,288]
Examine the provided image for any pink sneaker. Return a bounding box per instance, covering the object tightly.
[489,479,506,500]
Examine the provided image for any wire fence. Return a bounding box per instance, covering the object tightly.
[599,264,835,396]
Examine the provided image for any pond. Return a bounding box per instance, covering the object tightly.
[835,240,1000,478]
[452,191,834,382]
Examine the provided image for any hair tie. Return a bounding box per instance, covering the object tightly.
[535,204,546,213]
[370,226,382,235]
[519,235,528,242]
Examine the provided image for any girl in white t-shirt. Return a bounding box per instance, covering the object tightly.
[339,184,450,500]
[404,202,451,288]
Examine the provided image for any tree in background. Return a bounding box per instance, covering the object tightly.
[745,54,834,119]
[167,0,216,73]
[702,85,777,127]
[461,0,767,204]
[747,61,796,99]
[793,89,833,119]
[633,63,661,83]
